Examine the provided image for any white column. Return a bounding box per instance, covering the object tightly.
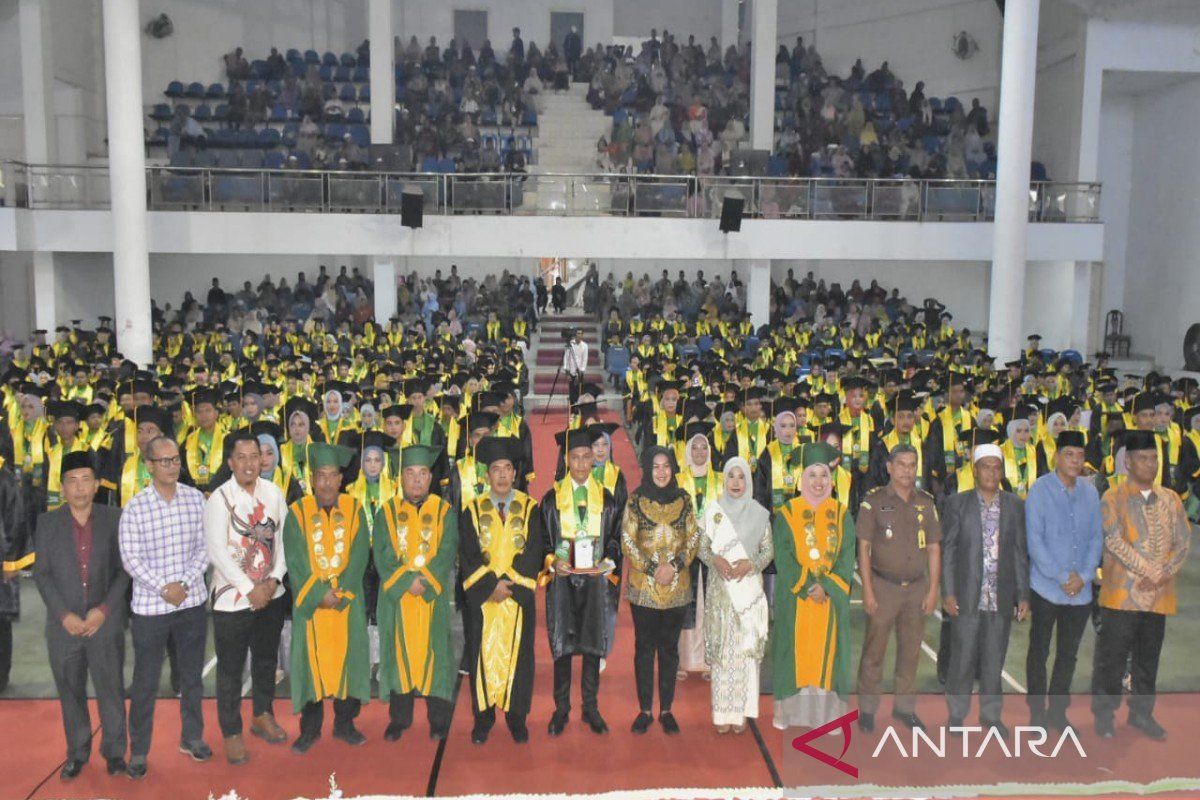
[748,0,777,151]
[721,0,740,51]
[1070,261,1094,354]
[985,0,1040,363]
[373,257,397,322]
[21,0,57,331]
[368,0,395,145]
[102,0,152,366]
[743,259,771,330]
[30,253,56,331]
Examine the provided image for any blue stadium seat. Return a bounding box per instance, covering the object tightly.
[192,103,212,121]
[339,84,357,102]
[1039,348,1057,362]
[520,108,538,127]
[346,107,365,124]
[148,127,169,145]
[185,81,205,98]
[206,83,225,98]
[352,65,369,83]
[246,79,262,94]
[944,96,961,114]
[286,48,302,62]
[211,103,228,121]
[304,49,320,64]
[165,80,185,97]
[334,65,352,83]
[605,346,630,383]
[319,64,334,82]
[929,97,943,112]
[150,103,173,121]
[325,123,346,140]
[349,125,369,146]
[269,104,289,122]
[257,128,281,148]
[281,122,299,147]
[1060,349,1083,365]
[263,151,286,169]
[358,84,371,102]
[293,151,312,169]
[322,51,338,67]
[340,52,356,67]
[172,102,191,118]
[420,155,440,172]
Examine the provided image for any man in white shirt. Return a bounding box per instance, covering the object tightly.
[203,430,289,765]
[563,328,589,405]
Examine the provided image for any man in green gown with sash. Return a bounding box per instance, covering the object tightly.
[374,444,458,741]
[284,442,372,754]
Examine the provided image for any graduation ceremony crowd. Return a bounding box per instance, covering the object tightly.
[0,264,1195,785]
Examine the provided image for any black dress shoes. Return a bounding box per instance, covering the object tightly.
[659,712,680,735]
[333,723,366,746]
[631,712,653,734]
[291,732,319,754]
[891,711,926,730]
[383,722,407,741]
[59,760,85,781]
[583,707,608,734]
[858,712,875,732]
[106,757,127,776]
[548,709,569,736]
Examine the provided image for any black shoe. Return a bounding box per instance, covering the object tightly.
[946,718,965,734]
[105,757,127,776]
[471,721,491,745]
[59,760,85,781]
[547,709,569,736]
[1029,708,1047,729]
[631,711,653,734]
[583,707,608,734]
[429,726,448,741]
[858,712,875,733]
[383,722,407,741]
[126,759,147,780]
[508,720,529,743]
[1094,716,1115,739]
[985,721,1010,739]
[659,712,680,735]
[178,741,212,762]
[892,711,926,730]
[333,723,366,746]
[1047,710,1071,732]
[291,733,319,754]
[1129,714,1167,741]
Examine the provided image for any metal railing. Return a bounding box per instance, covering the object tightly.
[1,162,1101,222]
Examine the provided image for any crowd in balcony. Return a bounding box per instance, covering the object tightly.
[588,30,1014,181]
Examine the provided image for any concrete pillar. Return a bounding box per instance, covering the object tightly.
[1070,261,1094,354]
[721,0,740,51]
[21,0,57,331]
[30,253,56,331]
[369,0,395,145]
[986,0,1040,363]
[748,0,777,151]
[102,0,153,365]
[744,258,771,330]
[373,257,397,322]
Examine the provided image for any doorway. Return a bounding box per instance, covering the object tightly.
[549,12,583,54]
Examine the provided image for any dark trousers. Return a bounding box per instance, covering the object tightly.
[553,653,601,712]
[567,373,582,404]
[1091,607,1166,721]
[1025,591,1091,716]
[212,595,288,736]
[0,618,11,690]
[389,691,452,733]
[631,604,686,713]
[129,604,208,757]
[48,626,127,762]
[300,697,361,737]
[945,610,1011,724]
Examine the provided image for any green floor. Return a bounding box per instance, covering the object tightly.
[4,538,1198,700]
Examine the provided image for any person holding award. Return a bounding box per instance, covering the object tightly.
[541,428,622,736]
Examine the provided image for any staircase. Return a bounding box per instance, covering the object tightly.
[524,312,605,411]
[516,83,613,215]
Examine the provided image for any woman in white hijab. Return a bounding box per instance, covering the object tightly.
[677,428,721,679]
[698,457,772,733]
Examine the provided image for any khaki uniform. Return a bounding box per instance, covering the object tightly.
[855,484,942,715]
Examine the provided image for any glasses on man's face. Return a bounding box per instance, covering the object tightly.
[149,456,182,466]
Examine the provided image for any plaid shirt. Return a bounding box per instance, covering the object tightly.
[119,482,209,616]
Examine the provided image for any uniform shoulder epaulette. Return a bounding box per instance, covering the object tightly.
[860,485,886,510]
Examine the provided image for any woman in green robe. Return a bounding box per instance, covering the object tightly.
[771,442,856,729]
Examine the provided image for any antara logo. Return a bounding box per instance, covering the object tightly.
[791,709,859,778]
[871,725,1088,759]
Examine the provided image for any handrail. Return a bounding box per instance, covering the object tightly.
[0,161,1102,222]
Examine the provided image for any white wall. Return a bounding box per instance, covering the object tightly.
[395,0,614,55]
[0,253,33,338]
[138,0,359,104]
[611,0,722,42]
[777,0,1002,112]
[1096,91,1132,321]
[1123,77,1200,370]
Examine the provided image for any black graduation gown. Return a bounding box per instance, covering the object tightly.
[458,493,546,718]
[0,464,29,619]
[539,484,622,660]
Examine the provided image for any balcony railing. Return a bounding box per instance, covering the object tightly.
[1,162,1101,222]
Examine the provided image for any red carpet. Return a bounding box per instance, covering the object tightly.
[3,411,1196,798]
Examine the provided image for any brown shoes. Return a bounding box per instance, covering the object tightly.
[251,713,288,744]
[224,734,248,765]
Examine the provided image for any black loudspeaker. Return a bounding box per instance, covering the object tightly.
[401,191,424,229]
[719,196,744,233]
[1184,323,1200,371]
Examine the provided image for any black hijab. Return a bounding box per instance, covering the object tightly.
[637,445,686,504]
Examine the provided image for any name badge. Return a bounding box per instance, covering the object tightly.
[572,538,595,570]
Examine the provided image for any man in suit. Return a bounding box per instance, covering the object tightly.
[32,450,129,781]
[940,443,1030,736]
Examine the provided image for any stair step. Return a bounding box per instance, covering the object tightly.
[535,350,600,366]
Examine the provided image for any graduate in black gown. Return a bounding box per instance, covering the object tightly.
[540,428,622,736]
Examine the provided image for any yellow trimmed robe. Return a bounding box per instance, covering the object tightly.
[374,493,459,703]
[771,496,857,713]
[284,494,373,712]
[458,492,546,718]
